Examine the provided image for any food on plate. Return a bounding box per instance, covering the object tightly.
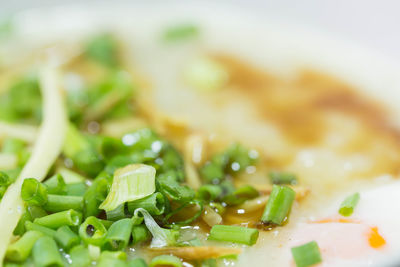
[0,9,400,267]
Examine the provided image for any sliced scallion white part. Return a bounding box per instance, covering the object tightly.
[134,208,177,248]
[99,164,156,212]
[0,121,38,143]
[0,153,18,170]
[184,57,229,92]
[0,66,67,265]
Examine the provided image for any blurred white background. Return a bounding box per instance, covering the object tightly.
[1,0,399,62]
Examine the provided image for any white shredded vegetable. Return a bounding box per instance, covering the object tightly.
[0,121,38,143]
[0,66,67,265]
[0,153,18,170]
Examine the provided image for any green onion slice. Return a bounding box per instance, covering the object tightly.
[208,225,259,246]
[150,255,183,267]
[134,208,178,248]
[21,178,48,206]
[291,241,322,267]
[100,164,156,212]
[79,216,108,246]
[261,185,295,226]
[338,192,360,217]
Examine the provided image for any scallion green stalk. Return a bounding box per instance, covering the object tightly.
[103,218,133,250]
[149,255,183,267]
[69,245,91,267]
[13,211,32,236]
[43,194,83,212]
[33,209,82,229]
[338,192,360,217]
[128,258,148,267]
[5,230,43,262]
[97,251,127,267]
[261,185,295,225]
[54,225,80,251]
[83,174,110,218]
[43,174,66,195]
[127,192,165,216]
[79,216,108,246]
[32,236,64,267]
[24,221,56,237]
[99,219,114,229]
[291,241,322,267]
[269,171,298,185]
[27,205,47,219]
[100,164,156,212]
[21,178,47,206]
[208,225,259,246]
[65,182,87,196]
[131,225,150,245]
[58,167,87,184]
[197,185,222,201]
[106,204,127,221]
[0,171,11,187]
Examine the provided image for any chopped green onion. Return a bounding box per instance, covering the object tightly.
[99,219,114,229]
[6,230,43,262]
[103,218,133,250]
[269,171,298,185]
[197,184,222,201]
[106,204,127,221]
[127,192,165,216]
[85,34,119,67]
[165,200,204,225]
[65,182,87,196]
[83,174,110,217]
[222,185,259,205]
[134,208,178,248]
[43,194,83,212]
[63,123,104,176]
[69,245,91,267]
[163,24,199,42]
[128,258,148,267]
[131,215,144,226]
[88,244,101,261]
[13,211,32,236]
[261,185,295,225]
[100,250,126,260]
[43,174,66,194]
[208,225,259,246]
[32,236,63,267]
[291,241,322,267]
[97,251,127,267]
[21,178,48,206]
[85,71,134,122]
[54,225,80,251]
[34,209,82,229]
[27,205,48,219]
[150,255,183,267]
[24,221,56,237]
[100,164,156,212]
[131,225,150,245]
[0,171,11,187]
[79,216,108,246]
[58,167,87,184]
[201,259,217,267]
[156,173,195,203]
[226,143,258,173]
[200,161,226,184]
[338,192,360,217]
[184,57,229,92]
